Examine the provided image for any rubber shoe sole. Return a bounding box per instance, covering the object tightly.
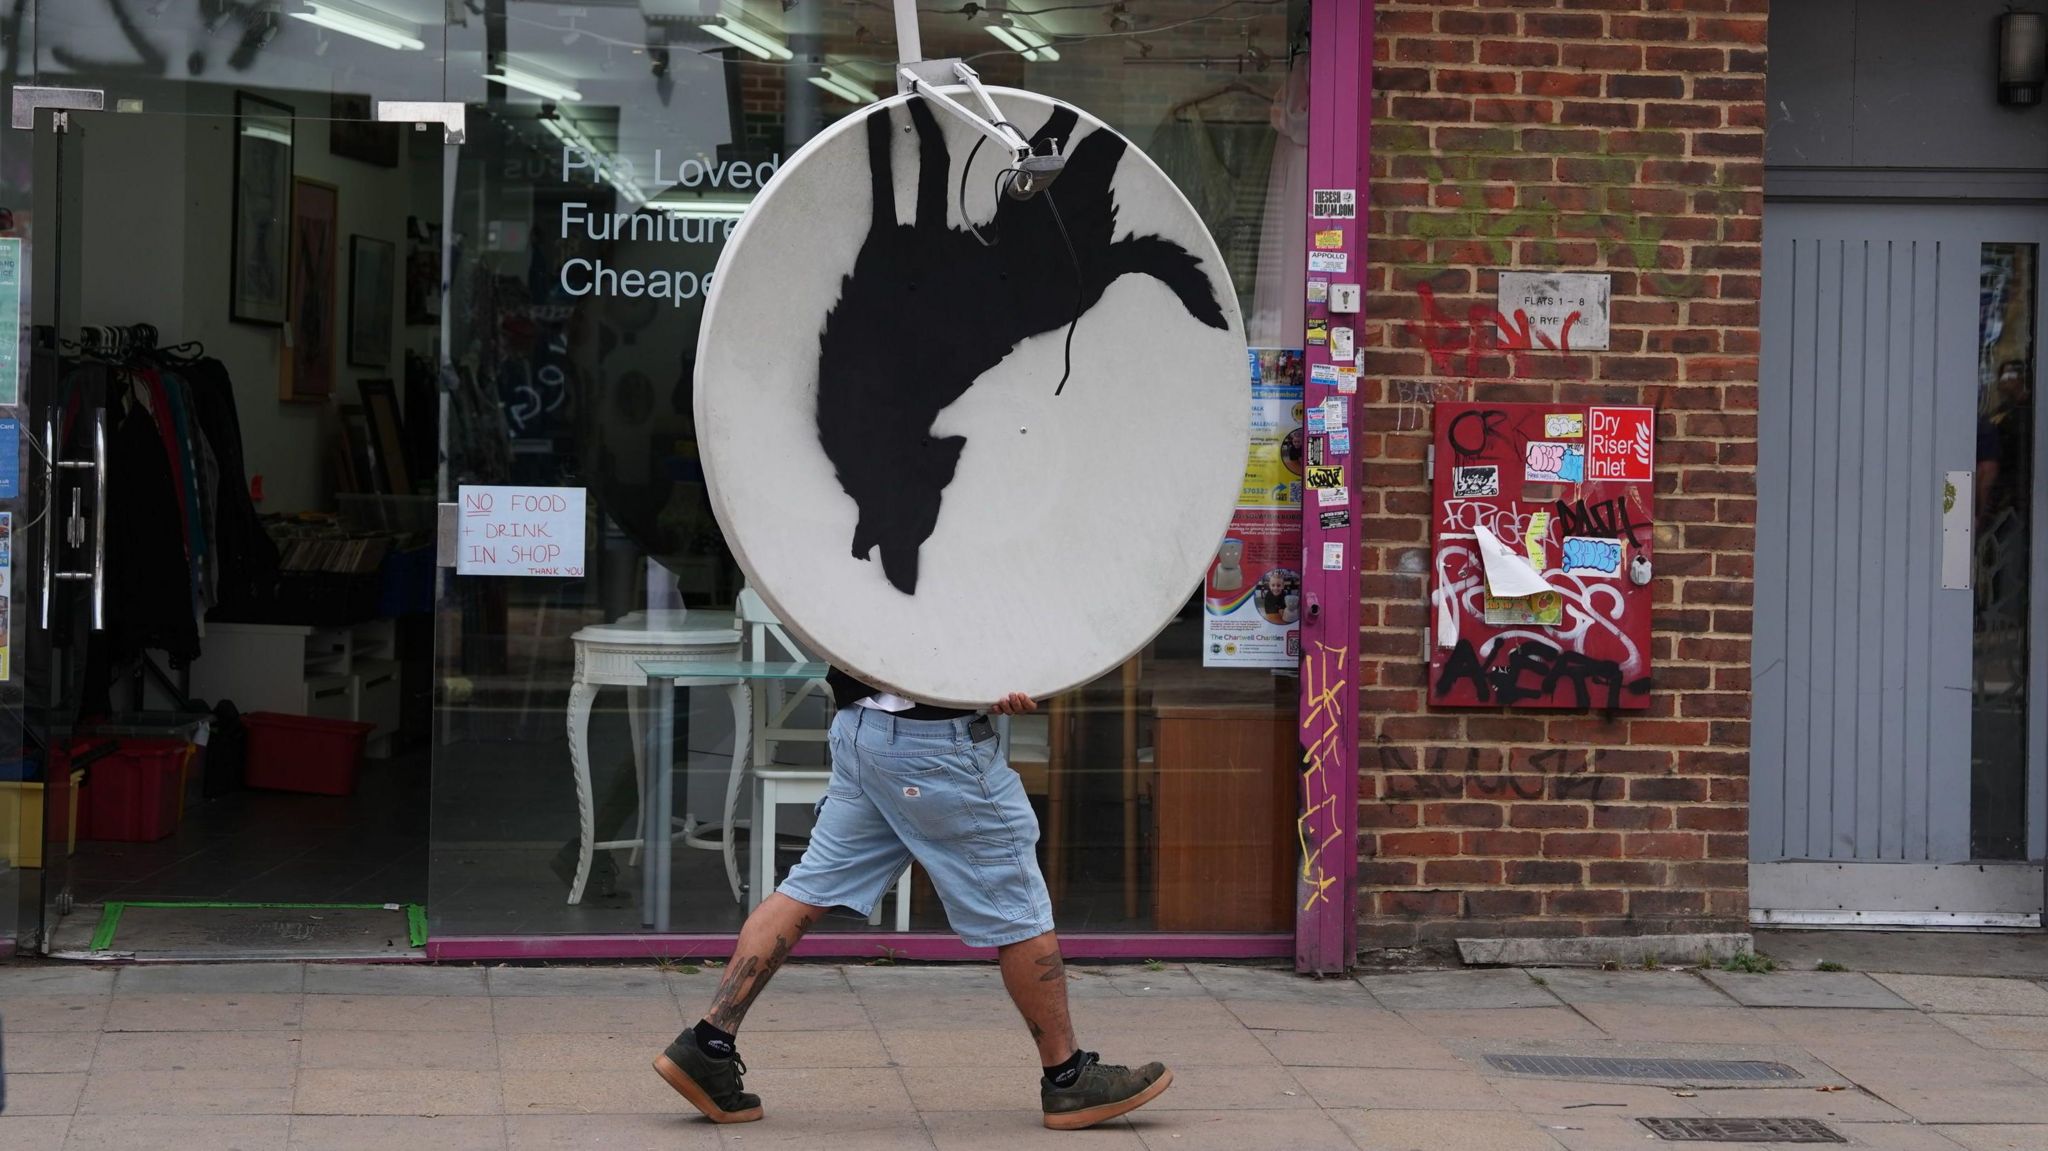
[653,1053,764,1124]
[1042,1068,1174,1131]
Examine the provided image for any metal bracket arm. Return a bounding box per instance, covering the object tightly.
[12,87,105,130]
[896,61,1032,162]
[377,100,466,145]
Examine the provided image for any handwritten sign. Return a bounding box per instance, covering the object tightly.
[456,485,587,577]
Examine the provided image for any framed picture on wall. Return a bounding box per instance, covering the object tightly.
[230,92,293,326]
[348,235,395,368]
[282,177,339,402]
[358,378,412,494]
[329,93,400,168]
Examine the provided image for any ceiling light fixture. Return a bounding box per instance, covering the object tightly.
[648,194,751,218]
[806,67,877,105]
[288,0,425,51]
[703,13,792,60]
[490,63,584,102]
[986,14,1059,62]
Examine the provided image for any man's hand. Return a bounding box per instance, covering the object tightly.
[990,693,1038,716]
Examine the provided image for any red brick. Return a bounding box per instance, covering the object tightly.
[1626,832,1706,859]
[1509,859,1584,884]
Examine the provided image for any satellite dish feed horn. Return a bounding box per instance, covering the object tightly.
[898,61,1065,200]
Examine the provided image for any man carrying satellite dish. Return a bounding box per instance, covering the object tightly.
[653,667,1173,1131]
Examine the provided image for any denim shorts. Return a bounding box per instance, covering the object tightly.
[777,707,1055,949]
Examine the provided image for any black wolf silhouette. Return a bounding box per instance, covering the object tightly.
[815,98,1230,595]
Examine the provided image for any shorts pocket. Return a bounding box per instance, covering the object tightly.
[871,756,981,843]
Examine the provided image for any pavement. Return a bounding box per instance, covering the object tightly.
[1,956,2046,1150]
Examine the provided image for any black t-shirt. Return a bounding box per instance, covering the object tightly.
[824,667,976,719]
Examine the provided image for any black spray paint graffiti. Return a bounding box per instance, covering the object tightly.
[1434,637,1652,711]
[1375,745,1613,802]
[1445,408,1513,466]
[816,99,1229,594]
[1553,496,1647,547]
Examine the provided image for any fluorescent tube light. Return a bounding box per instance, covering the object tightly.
[490,65,584,103]
[704,14,792,60]
[987,17,1059,62]
[289,0,425,51]
[649,195,751,218]
[806,68,876,105]
[241,123,293,145]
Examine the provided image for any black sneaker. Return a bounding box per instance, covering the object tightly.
[1040,1052,1173,1130]
[653,1029,763,1124]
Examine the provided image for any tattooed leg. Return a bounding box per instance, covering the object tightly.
[702,892,823,1034]
[998,931,1076,1064]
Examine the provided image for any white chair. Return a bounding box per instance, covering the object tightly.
[738,588,913,928]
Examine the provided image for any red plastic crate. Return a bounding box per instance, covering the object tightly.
[242,713,375,796]
[70,738,188,843]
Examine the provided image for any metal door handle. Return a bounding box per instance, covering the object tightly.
[45,407,107,630]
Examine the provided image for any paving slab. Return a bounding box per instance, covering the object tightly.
[506,1113,721,1151]
[1872,973,2048,1016]
[1130,1108,1357,1151]
[709,1111,936,1150]
[0,964,117,995]
[61,1114,288,1151]
[293,1068,504,1115]
[484,965,672,997]
[113,963,306,995]
[1330,1107,1575,1151]
[4,1072,89,1116]
[1402,1007,1607,1042]
[1932,1012,2048,1051]
[92,1029,298,1071]
[0,1117,71,1147]
[1754,929,2048,979]
[77,1066,294,1115]
[489,994,681,1034]
[1291,1065,1514,1110]
[285,1115,508,1151]
[1252,1024,1465,1069]
[1701,969,1914,1009]
[103,992,302,1031]
[920,1109,1145,1150]
[1529,969,1727,1007]
[501,1068,689,1114]
[301,992,495,1031]
[0,994,111,1032]
[739,1067,918,1114]
[1189,963,1356,1002]
[1935,1124,2048,1150]
[1571,1004,1783,1045]
[1215,995,1398,1033]
[876,1027,1044,1068]
[7,1030,99,1073]
[1362,968,1559,1011]
[302,963,489,995]
[299,1029,500,1071]
[1685,1086,1912,1123]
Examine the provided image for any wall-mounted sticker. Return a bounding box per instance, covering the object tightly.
[1322,541,1344,570]
[1942,471,1972,590]
[1306,436,1326,467]
[1314,229,1344,250]
[1306,318,1329,345]
[1329,429,1351,457]
[1306,278,1329,303]
[0,419,19,499]
[1497,269,1611,350]
[1452,465,1500,498]
[1306,404,1326,436]
[1322,397,1348,432]
[1307,251,1347,273]
[1319,509,1350,530]
[1309,362,1337,386]
[1560,536,1623,577]
[1524,441,1585,484]
[1305,465,1344,489]
[1587,405,1655,482]
[1330,326,1354,360]
[1525,511,1551,570]
[1544,412,1585,439]
[1333,366,1359,394]
[1311,188,1356,219]
[1316,484,1348,507]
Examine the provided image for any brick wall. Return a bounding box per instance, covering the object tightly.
[1359,0,1767,950]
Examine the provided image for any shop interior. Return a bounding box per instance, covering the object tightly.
[10,0,1310,957]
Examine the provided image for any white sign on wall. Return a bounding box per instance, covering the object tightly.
[456,485,587,577]
[1497,270,1611,351]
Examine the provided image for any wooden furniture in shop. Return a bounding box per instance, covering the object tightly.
[1148,662,1296,932]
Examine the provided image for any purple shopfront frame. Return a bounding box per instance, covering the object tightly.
[429,1,1370,970]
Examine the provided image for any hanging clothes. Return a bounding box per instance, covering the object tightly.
[181,356,280,613]
[1147,99,1278,328]
[1249,66,1310,350]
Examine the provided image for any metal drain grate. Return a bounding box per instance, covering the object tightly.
[1484,1054,1803,1081]
[1639,1117,1846,1143]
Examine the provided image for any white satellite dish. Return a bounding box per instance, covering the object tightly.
[695,84,1249,706]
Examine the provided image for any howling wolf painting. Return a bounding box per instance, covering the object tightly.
[814,98,1231,595]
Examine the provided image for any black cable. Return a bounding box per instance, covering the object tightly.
[1042,187,1084,397]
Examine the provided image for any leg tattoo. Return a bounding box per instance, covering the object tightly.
[1034,951,1066,982]
[706,912,814,1032]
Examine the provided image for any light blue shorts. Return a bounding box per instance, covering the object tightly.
[778,707,1055,949]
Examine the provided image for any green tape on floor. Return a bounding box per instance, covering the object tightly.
[88,901,430,951]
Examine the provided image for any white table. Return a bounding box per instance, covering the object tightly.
[565,610,741,912]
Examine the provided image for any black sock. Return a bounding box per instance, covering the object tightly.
[1044,1049,1087,1088]
[694,1018,737,1060]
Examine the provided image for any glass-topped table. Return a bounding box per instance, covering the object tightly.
[636,660,830,932]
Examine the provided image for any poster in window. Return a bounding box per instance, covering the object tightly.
[1241,348,1304,509]
[1203,509,1300,668]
